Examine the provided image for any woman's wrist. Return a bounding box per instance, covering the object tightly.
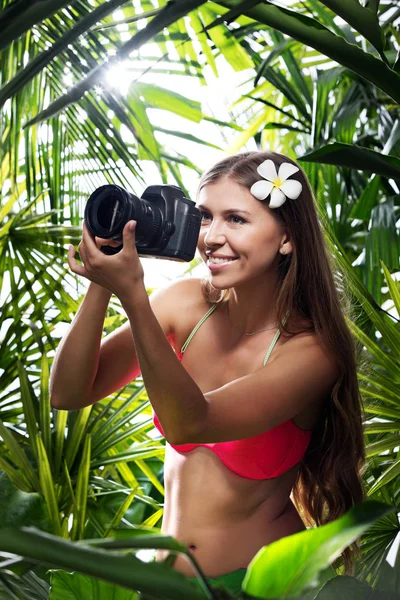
[87,281,113,301]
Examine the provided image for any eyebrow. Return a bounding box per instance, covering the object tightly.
[197,205,252,216]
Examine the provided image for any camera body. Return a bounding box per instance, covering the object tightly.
[84,184,202,262]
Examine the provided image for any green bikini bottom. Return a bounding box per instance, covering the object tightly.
[188,567,247,596]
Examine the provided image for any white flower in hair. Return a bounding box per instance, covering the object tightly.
[250,160,303,208]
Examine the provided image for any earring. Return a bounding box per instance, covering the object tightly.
[281,248,286,254]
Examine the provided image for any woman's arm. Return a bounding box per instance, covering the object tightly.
[49,282,112,410]
[63,219,207,435]
[49,280,178,411]
[120,283,208,445]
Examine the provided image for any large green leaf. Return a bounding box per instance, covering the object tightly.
[217,0,400,103]
[49,571,137,600]
[0,528,208,600]
[0,472,50,531]
[318,1,385,53]
[300,142,400,180]
[314,573,398,599]
[242,501,395,598]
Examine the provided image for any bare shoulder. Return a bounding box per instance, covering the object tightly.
[150,276,204,310]
[271,329,340,430]
[275,325,340,384]
[149,276,206,339]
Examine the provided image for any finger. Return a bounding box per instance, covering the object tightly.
[82,222,98,255]
[67,245,87,277]
[78,240,89,266]
[122,220,136,253]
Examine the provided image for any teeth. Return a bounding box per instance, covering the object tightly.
[208,257,237,265]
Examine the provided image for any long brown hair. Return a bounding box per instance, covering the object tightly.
[198,151,367,575]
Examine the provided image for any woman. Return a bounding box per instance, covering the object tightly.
[50,151,366,595]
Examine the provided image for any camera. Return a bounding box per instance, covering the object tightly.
[84,184,201,262]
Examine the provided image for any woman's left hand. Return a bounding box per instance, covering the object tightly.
[67,220,145,301]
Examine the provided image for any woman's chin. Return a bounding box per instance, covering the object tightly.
[208,275,235,290]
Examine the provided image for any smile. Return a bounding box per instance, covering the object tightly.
[207,257,239,271]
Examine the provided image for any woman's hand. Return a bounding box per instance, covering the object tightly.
[67,220,145,301]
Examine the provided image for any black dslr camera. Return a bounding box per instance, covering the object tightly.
[84,184,201,262]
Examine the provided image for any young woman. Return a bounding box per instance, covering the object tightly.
[50,151,366,595]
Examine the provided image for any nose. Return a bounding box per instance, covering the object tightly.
[203,218,226,248]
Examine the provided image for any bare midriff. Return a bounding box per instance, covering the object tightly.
[154,444,307,578]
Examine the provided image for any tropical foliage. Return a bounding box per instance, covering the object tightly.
[0,502,397,599]
[0,0,400,598]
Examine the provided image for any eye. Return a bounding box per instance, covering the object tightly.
[199,211,246,225]
[200,211,211,223]
[229,215,246,224]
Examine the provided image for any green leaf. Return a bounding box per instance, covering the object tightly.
[367,458,400,495]
[71,434,91,541]
[346,312,400,373]
[49,571,137,600]
[39,353,51,461]
[125,89,161,163]
[0,0,130,107]
[23,0,209,128]
[189,11,218,77]
[0,471,51,531]
[104,490,138,538]
[53,410,68,481]
[17,360,39,460]
[218,0,400,104]
[36,435,62,536]
[268,30,312,107]
[299,142,400,180]
[0,456,32,493]
[381,261,400,319]
[65,407,92,471]
[91,444,165,469]
[0,0,71,52]
[135,83,203,123]
[314,574,393,599]
[242,501,395,597]
[375,558,400,598]
[227,110,271,153]
[0,528,208,600]
[350,174,382,220]
[318,0,385,53]
[0,419,39,491]
[199,4,254,71]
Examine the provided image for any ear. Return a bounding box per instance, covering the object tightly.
[280,230,293,255]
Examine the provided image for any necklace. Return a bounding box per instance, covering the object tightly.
[227,306,279,336]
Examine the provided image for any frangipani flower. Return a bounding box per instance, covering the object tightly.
[250,160,303,208]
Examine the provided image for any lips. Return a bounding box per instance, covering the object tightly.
[206,254,238,260]
[208,257,238,264]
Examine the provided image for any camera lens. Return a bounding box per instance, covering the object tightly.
[97,189,124,233]
[84,184,163,246]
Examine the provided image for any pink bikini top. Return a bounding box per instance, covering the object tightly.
[152,304,312,480]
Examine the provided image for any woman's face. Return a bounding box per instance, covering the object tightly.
[196,176,288,288]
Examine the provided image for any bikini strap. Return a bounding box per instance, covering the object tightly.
[181,305,290,363]
[180,303,219,354]
[263,310,290,367]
